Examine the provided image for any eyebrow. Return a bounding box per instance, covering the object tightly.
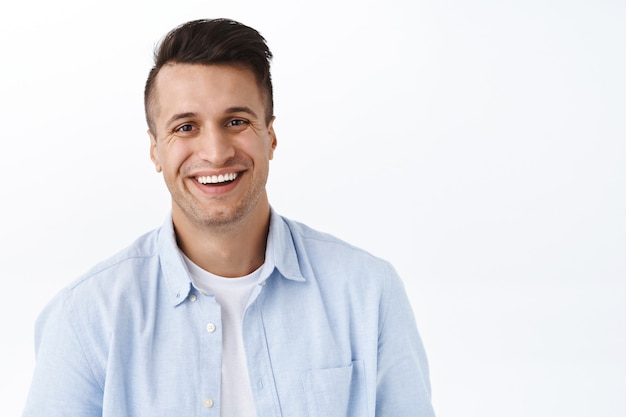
[166,112,198,127]
[225,106,259,119]
[165,107,259,127]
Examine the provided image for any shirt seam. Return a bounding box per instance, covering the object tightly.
[376,262,394,339]
[62,288,105,393]
[68,254,157,290]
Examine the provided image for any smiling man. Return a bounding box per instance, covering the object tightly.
[23,19,436,417]
[148,62,276,278]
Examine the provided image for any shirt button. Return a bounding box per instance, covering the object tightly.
[206,322,216,333]
[203,398,214,408]
[189,294,197,302]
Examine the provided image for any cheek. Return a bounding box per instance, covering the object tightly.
[161,144,192,172]
[258,134,276,158]
[252,143,274,164]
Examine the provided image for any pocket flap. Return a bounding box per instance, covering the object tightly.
[301,361,365,417]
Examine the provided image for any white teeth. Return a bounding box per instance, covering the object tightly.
[197,173,238,184]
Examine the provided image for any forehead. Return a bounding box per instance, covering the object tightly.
[152,63,265,119]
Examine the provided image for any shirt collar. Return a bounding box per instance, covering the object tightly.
[157,208,306,307]
[263,207,307,283]
[157,215,193,307]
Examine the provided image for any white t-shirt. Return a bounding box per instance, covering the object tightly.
[183,254,261,417]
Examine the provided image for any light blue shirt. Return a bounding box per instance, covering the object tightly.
[23,210,435,417]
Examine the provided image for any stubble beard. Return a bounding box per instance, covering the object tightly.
[169,170,268,233]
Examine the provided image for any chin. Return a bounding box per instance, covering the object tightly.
[195,203,252,228]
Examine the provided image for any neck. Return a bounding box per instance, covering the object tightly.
[173,200,271,278]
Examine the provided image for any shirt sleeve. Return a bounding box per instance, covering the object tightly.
[22,289,103,417]
[375,265,436,416]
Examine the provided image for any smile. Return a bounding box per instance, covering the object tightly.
[196,172,239,185]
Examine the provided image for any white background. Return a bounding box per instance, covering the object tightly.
[1,1,625,416]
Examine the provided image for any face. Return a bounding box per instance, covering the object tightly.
[149,63,277,230]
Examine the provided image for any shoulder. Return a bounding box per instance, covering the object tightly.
[279,215,399,285]
[38,227,167,321]
[67,227,161,292]
[35,226,165,338]
[284,216,389,261]
[282,216,369,253]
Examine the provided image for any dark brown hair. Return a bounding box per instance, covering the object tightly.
[144,18,274,134]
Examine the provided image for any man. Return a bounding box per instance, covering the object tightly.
[23,18,435,417]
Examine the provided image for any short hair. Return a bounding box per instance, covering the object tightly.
[144,18,274,134]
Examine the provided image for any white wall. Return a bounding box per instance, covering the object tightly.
[2,1,624,416]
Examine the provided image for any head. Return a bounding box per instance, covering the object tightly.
[144,18,274,135]
[145,19,278,234]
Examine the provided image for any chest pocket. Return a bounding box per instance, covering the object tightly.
[301,360,367,417]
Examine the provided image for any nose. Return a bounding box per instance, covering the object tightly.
[195,126,236,166]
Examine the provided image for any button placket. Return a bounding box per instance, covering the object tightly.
[193,294,222,415]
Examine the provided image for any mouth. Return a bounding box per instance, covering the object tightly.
[196,172,239,186]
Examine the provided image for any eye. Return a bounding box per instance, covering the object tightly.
[176,124,195,132]
[226,119,248,127]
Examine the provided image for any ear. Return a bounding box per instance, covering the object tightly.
[267,116,278,160]
[148,130,162,173]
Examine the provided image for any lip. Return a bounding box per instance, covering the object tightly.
[192,168,243,177]
[190,170,244,195]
